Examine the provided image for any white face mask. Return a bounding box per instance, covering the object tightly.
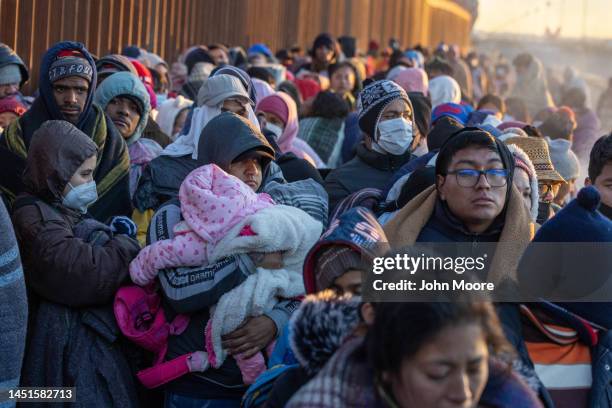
[62,181,98,213]
[264,123,283,140]
[372,117,414,155]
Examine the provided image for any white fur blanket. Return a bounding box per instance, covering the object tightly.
[206,205,323,367]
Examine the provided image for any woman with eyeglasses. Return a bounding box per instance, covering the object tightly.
[384,128,535,282]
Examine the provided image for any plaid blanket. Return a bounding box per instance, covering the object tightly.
[298,117,345,166]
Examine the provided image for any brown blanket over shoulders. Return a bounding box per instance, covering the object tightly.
[383,185,535,283]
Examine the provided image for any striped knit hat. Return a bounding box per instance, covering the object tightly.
[357,79,410,139]
[505,136,565,184]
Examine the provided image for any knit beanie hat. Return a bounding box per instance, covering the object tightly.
[548,138,580,181]
[0,97,26,116]
[535,186,612,242]
[314,246,362,292]
[517,186,612,304]
[49,53,93,83]
[357,79,410,139]
[0,64,21,85]
[431,102,470,125]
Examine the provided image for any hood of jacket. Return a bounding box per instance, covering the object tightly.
[35,41,98,131]
[23,120,98,202]
[289,291,362,375]
[0,43,29,87]
[303,207,389,294]
[196,111,275,172]
[94,71,151,145]
[95,54,138,76]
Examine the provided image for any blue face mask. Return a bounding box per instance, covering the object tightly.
[62,181,98,213]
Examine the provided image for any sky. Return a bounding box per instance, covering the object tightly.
[475,0,612,39]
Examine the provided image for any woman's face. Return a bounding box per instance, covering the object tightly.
[330,66,356,95]
[388,323,489,408]
[513,168,532,212]
[62,155,97,196]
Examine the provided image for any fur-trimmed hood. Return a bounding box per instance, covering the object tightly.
[289,291,361,375]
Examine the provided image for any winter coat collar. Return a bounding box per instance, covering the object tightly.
[355,142,411,173]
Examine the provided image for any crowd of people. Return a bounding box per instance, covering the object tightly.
[0,31,611,408]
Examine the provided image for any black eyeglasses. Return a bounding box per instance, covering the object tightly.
[446,169,509,188]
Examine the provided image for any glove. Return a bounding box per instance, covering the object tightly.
[109,216,137,238]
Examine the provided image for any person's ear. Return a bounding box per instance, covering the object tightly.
[436,174,447,200]
[360,302,375,325]
[585,176,592,186]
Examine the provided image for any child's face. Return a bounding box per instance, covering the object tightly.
[330,269,362,296]
[62,154,97,196]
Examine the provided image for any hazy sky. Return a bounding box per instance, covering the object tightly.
[475,0,612,39]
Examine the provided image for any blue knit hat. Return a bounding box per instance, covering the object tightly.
[532,186,612,243]
[517,186,612,307]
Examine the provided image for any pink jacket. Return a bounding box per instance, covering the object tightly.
[130,164,274,286]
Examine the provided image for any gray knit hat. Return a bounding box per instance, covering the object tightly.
[315,246,362,291]
[548,138,580,181]
[49,55,93,83]
[0,64,21,85]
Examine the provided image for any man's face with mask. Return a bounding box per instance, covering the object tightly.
[587,162,612,219]
[52,76,89,124]
[369,99,415,156]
